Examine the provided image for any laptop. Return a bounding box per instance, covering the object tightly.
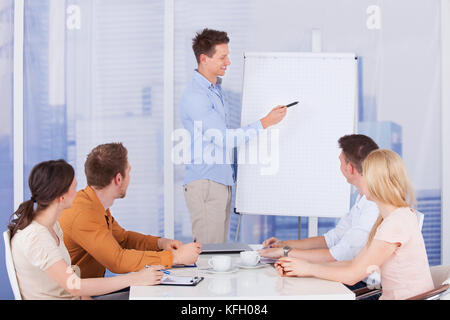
[200,242,252,254]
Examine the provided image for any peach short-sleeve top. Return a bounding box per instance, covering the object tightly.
[374,207,434,300]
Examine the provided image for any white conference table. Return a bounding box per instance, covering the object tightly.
[130,245,355,300]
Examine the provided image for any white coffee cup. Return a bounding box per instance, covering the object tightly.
[240,251,260,266]
[208,255,232,272]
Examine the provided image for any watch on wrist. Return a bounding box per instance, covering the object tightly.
[283,246,292,257]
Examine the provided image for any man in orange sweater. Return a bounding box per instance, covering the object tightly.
[59,142,201,278]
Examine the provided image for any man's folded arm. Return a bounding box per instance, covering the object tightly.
[111,217,160,251]
[71,213,173,274]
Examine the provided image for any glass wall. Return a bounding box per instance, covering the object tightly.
[0,0,14,299]
[23,0,165,236]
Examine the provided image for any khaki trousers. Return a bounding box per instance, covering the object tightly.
[184,179,232,244]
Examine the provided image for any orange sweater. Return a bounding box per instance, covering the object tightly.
[59,186,173,278]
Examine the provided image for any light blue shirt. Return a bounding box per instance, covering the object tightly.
[179,70,263,186]
[324,194,379,261]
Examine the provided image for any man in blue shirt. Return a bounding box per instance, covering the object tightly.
[179,28,287,244]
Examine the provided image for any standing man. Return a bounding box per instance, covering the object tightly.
[179,28,287,244]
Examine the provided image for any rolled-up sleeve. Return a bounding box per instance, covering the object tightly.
[327,201,379,261]
[328,227,372,261]
[324,212,352,250]
[180,91,263,151]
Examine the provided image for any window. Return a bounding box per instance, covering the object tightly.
[0,0,14,299]
[23,0,165,236]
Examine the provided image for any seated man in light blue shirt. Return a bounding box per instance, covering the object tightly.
[260,134,380,266]
[179,28,287,244]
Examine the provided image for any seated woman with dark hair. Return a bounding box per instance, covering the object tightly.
[9,159,163,300]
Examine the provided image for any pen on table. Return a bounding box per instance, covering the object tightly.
[261,240,280,249]
[271,241,281,248]
[145,265,171,275]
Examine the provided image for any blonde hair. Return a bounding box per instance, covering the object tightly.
[363,149,416,245]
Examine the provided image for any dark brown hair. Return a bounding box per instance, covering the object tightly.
[192,28,229,63]
[8,159,75,238]
[84,142,128,189]
[338,134,379,174]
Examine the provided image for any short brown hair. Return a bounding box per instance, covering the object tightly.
[85,143,128,189]
[192,28,229,64]
[338,134,379,174]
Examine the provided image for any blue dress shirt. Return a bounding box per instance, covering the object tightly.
[323,194,379,261]
[179,70,263,186]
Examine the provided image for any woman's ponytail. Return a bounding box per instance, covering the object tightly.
[8,199,36,238]
[7,159,74,238]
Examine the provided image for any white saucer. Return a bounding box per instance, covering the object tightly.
[200,267,239,274]
[236,262,268,269]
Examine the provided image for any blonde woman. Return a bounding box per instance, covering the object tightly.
[275,149,434,300]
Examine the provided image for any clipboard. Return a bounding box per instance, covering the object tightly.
[160,275,204,286]
[171,263,197,268]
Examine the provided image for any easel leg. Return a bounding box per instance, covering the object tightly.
[298,216,301,240]
[235,212,242,242]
